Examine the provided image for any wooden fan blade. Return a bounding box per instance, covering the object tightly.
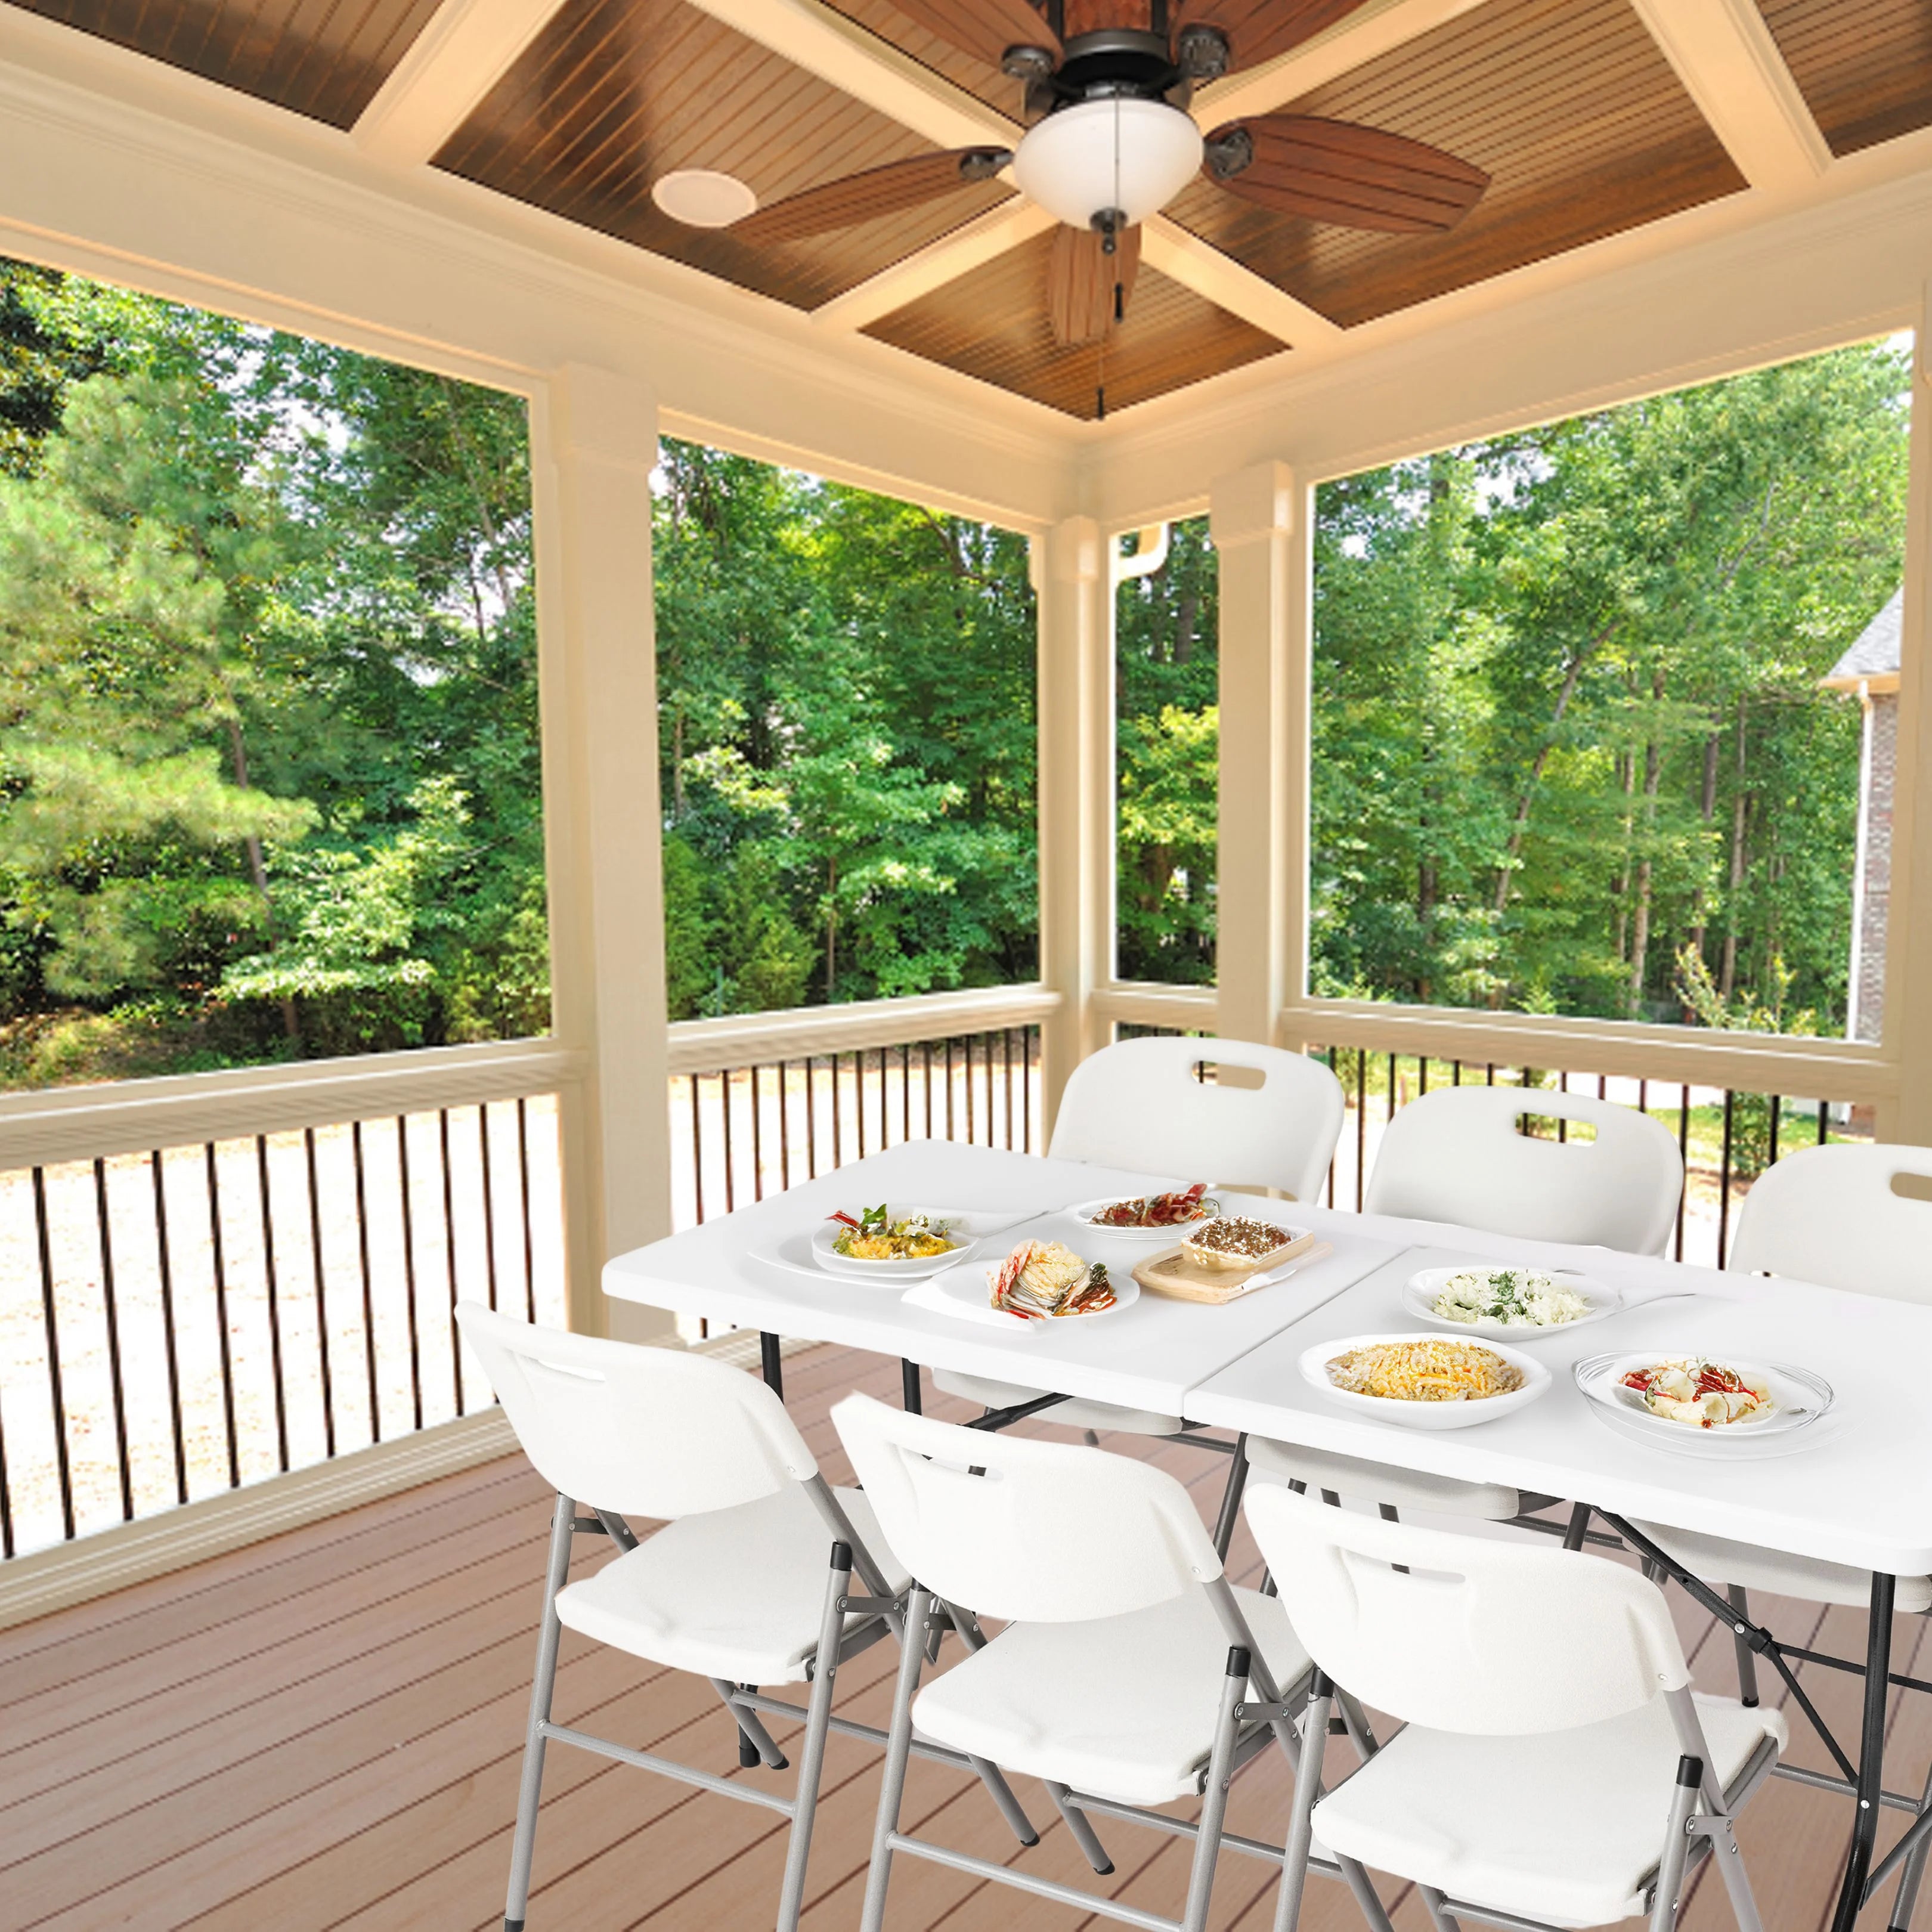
[1173,0,1373,73]
[1046,223,1141,347]
[888,0,1060,69]
[1207,114,1488,233]
[733,147,1013,243]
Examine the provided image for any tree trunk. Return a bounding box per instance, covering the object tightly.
[1687,727,1721,960]
[226,715,301,1042]
[1626,672,1665,1017]
[1174,588,1196,666]
[1720,702,1749,1001]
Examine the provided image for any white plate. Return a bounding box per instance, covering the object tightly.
[809,1206,979,1282]
[1574,1351,1832,1456]
[1068,1192,1222,1244]
[1300,1331,1552,1431]
[1401,1264,1623,1340]
[930,1256,1140,1324]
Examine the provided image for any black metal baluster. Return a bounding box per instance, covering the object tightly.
[946,1036,956,1138]
[1387,1054,1398,1131]
[1418,1055,1429,1097]
[1557,1069,1568,1143]
[352,1120,381,1444]
[723,1071,737,1213]
[397,1117,424,1432]
[0,1362,13,1556]
[1452,1058,1463,1086]
[1768,1094,1781,1168]
[1718,1090,1736,1267]
[832,1054,844,1169]
[204,1144,242,1490]
[517,1097,535,1323]
[807,1057,819,1178]
[924,1041,935,1139]
[1818,1098,1830,1146]
[856,1054,866,1161]
[478,1105,501,1315]
[903,1044,912,1145]
[305,1128,336,1458]
[778,1061,792,1190]
[881,1045,890,1151]
[152,1150,188,1504]
[1676,1085,1690,1261]
[1003,1030,1014,1149]
[751,1065,765,1202]
[255,1137,290,1475]
[965,1036,977,1144]
[441,1109,463,1416]
[33,1167,75,1540]
[690,1073,705,1224]
[93,1159,133,1522]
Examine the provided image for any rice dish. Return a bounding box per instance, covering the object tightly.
[1327,1338,1524,1402]
[989,1240,1116,1319]
[1431,1267,1589,1329]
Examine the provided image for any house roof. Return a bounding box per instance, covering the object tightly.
[8,0,1931,422]
[1822,589,1904,692]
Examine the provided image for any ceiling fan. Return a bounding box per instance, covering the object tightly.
[707,0,1490,358]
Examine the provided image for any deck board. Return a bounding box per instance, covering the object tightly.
[0,1340,1920,1929]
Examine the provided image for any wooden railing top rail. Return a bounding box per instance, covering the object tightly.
[0,1038,584,1172]
[666,984,1061,1076]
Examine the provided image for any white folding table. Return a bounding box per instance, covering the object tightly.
[604,1140,1932,1932]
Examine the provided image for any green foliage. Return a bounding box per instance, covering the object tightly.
[1311,340,1909,1035]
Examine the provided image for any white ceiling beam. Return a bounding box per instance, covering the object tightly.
[1625,0,1829,194]
[813,197,1057,330]
[1142,215,1342,346]
[1191,0,1492,129]
[679,0,1019,150]
[353,0,566,166]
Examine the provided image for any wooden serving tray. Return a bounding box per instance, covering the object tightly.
[1132,1236,1332,1305]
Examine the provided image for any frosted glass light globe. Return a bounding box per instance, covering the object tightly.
[1012,97,1204,230]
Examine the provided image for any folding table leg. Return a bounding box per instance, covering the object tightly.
[504,1492,575,1932]
[1211,1436,1250,1561]
[1727,1587,1759,1707]
[760,1332,784,1398]
[1829,1573,1898,1932]
[900,1358,922,1412]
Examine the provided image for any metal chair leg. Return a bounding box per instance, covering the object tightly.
[505,1492,575,1932]
[1890,1745,1932,1931]
[776,1543,852,1932]
[1046,1782,1113,1874]
[1272,1671,1332,1932]
[1182,1647,1249,1932]
[712,1680,789,1770]
[1726,1586,1760,1707]
[861,1585,930,1932]
[1648,1756,1703,1931]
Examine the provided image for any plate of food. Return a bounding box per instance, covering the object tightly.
[1402,1263,1622,1338]
[933,1238,1137,1323]
[1181,1215,1313,1273]
[1574,1351,1832,1456]
[809,1205,978,1281]
[1300,1331,1551,1430]
[1070,1184,1221,1242]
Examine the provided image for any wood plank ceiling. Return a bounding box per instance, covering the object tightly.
[4,0,442,126]
[1757,0,1932,159]
[2,0,1922,416]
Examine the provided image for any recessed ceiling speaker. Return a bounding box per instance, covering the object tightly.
[652,169,760,228]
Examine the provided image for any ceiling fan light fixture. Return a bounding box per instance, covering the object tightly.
[652,169,759,228]
[1012,97,1203,230]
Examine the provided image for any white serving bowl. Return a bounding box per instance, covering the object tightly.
[809,1207,977,1282]
[1068,1192,1221,1244]
[1401,1263,1623,1340]
[1299,1330,1552,1431]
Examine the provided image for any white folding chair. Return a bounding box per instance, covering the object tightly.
[457,1306,1038,1932]
[1253,1085,1685,1527]
[1616,1144,1932,1918]
[1245,1484,1785,1932]
[931,1038,1345,1533]
[832,1391,1315,1932]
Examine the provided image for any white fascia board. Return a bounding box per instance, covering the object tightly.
[679,0,1019,148]
[354,0,569,168]
[0,13,1075,527]
[1190,0,1493,128]
[1626,0,1829,194]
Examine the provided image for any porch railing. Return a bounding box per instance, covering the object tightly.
[0,1044,572,1560]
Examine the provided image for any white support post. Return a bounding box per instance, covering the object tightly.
[1881,330,1932,1147]
[1210,461,1305,1049]
[1035,516,1114,1138]
[532,365,677,1341]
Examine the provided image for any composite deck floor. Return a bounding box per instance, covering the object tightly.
[2,1340,1928,1931]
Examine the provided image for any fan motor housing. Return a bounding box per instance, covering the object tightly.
[1053,29,1178,102]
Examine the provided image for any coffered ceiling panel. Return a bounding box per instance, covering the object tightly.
[5,0,440,124]
[1758,0,1932,158]
[436,0,1014,309]
[1168,0,1745,329]
[865,228,1286,418]
[818,0,1023,116]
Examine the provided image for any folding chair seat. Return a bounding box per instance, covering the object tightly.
[1243,1085,1687,1535]
[457,1306,1035,1932]
[1246,1484,1784,1932]
[833,1391,1314,1932]
[930,1036,1345,1522]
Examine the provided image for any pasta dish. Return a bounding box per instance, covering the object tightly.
[1327,1339,1524,1402]
[1620,1358,1773,1428]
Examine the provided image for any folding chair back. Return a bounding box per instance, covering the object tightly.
[1245,1484,1689,1735]
[1729,1141,1932,1301]
[1048,1036,1345,1202]
[833,1392,1220,1621]
[1363,1084,1683,1254]
[457,1302,816,1517]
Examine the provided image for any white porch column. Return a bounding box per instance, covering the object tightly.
[533,364,677,1341]
[1035,515,1114,1137]
[1210,460,1305,1048]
